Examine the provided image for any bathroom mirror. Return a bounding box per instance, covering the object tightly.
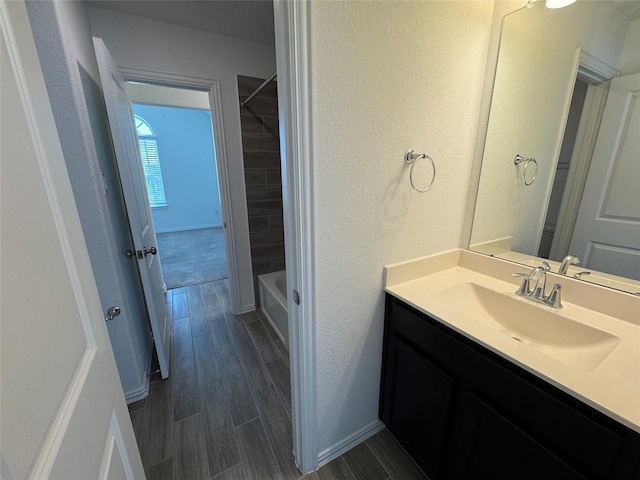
[470,0,640,294]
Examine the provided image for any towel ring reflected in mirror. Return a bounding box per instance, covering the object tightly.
[404,149,436,193]
[514,154,538,186]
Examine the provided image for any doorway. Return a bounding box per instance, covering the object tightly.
[126,81,232,293]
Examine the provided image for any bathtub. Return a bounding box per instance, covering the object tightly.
[258,270,288,350]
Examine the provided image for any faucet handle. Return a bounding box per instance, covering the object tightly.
[511,272,531,296]
[546,283,563,308]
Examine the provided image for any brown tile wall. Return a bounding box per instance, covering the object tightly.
[238,75,285,304]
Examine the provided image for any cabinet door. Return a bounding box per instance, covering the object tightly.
[451,393,588,480]
[381,335,456,479]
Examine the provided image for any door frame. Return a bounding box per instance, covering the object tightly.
[119,68,243,315]
[274,0,317,472]
[549,50,617,260]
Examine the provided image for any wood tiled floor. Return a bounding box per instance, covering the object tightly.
[128,279,426,479]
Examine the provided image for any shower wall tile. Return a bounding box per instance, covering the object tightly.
[240,96,278,117]
[265,168,281,184]
[249,230,285,247]
[246,185,282,202]
[244,169,267,186]
[240,114,265,134]
[238,75,286,305]
[243,152,280,169]
[268,215,283,230]
[238,76,278,98]
[248,217,269,232]
[242,133,280,153]
[247,200,282,218]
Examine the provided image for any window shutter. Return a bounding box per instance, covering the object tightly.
[138,138,167,207]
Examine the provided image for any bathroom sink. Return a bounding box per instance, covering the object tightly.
[433,282,621,372]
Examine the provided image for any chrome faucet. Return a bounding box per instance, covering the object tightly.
[558,255,580,275]
[511,262,562,308]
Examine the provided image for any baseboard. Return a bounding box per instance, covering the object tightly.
[236,302,256,315]
[125,331,154,404]
[316,419,385,468]
[155,223,222,234]
[124,377,149,404]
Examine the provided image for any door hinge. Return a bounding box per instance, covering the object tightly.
[293,289,300,305]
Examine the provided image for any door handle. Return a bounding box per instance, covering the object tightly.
[125,249,143,259]
[105,306,121,322]
[144,246,157,257]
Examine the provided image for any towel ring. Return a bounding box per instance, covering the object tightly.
[405,149,436,193]
[514,154,538,186]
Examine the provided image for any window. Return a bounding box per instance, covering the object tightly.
[135,115,167,207]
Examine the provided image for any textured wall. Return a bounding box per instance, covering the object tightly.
[309,1,494,453]
[238,75,285,302]
[620,18,640,76]
[88,6,277,312]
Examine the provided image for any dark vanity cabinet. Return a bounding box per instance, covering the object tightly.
[380,294,640,480]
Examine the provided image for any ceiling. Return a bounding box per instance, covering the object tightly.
[86,0,275,46]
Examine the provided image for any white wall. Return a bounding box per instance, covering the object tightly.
[25,0,151,400]
[620,17,640,76]
[126,82,210,110]
[87,6,277,311]
[470,1,630,254]
[309,0,494,454]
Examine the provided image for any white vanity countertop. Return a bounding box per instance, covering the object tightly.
[384,249,640,433]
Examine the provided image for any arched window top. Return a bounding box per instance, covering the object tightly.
[135,115,154,137]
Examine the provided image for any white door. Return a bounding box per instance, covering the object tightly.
[93,38,171,379]
[569,72,640,279]
[0,2,144,478]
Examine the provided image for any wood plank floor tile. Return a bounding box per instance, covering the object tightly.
[254,385,300,480]
[365,429,427,479]
[201,381,241,476]
[146,458,173,480]
[186,284,203,306]
[205,292,226,323]
[173,354,200,421]
[211,464,245,480]
[235,334,271,390]
[129,409,144,447]
[220,355,258,426]
[173,286,187,295]
[200,280,217,298]
[274,339,290,368]
[209,318,236,360]
[165,289,173,306]
[173,293,189,319]
[174,413,209,480]
[242,310,261,324]
[256,310,280,341]
[265,358,292,418]
[223,310,250,343]
[247,321,282,364]
[193,334,221,386]
[235,418,282,479]
[316,457,357,480]
[127,397,146,413]
[189,304,210,338]
[140,379,173,468]
[173,317,193,357]
[213,280,232,313]
[342,442,389,480]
